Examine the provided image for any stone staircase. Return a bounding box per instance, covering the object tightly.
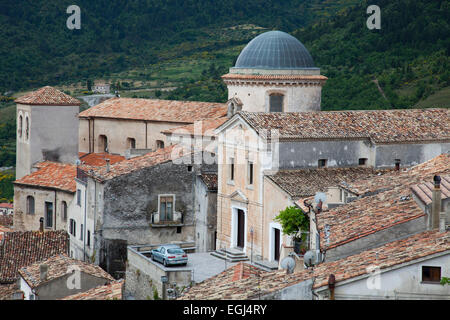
[210,248,249,262]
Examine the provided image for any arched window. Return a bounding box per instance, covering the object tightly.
[26,196,35,215]
[18,115,23,138]
[156,140,164,149]
[98,135,108,152]
[269,93,284,112]
[25,117,29,140]
[127,137,136,149]
[61,201,67,222]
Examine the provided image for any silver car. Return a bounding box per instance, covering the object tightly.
[151,245,188,267]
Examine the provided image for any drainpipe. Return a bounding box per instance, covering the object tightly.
[432,175,441,230]
[83,183,87,262]
[54,190,57,230]
[328,274,336,300]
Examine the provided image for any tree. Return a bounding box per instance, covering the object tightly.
[86,79,93,91]
[274,206,309,240]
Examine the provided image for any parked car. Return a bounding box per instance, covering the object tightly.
[151,244,188,267]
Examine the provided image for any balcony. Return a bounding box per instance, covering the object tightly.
[150,211,183,227]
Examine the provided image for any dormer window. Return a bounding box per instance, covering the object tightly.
[269,93,284,112]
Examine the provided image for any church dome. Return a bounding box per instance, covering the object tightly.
[234,31,315,69]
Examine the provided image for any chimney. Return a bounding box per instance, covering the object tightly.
[39,264,48,282]
[39,217,44,233]
[328,274,336,300]
[431,175,441,230]
[106,158,110,173]
[394,159,401,171]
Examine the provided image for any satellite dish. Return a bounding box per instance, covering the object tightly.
[75,159,81,166]
[280,256,296,274]
[314,192,327,204]
[303,250,316,267]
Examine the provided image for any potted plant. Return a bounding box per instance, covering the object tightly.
[274,206,310,255]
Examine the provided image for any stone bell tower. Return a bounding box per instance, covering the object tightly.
[15,86,81,179]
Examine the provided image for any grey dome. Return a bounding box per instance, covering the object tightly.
[234,31,315,69]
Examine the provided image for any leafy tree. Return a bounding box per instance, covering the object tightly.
[274,206,309,240]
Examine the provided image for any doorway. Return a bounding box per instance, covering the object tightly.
[274,228,280,261]
[237,209,245,249]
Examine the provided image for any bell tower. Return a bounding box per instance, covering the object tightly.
[15,86,81,179]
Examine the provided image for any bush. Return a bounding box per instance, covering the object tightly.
[274,206,309,240]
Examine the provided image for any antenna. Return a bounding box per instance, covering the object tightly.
[280,256,296,274]
[314,192,327,204]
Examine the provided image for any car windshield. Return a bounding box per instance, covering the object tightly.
[167,248,184,254]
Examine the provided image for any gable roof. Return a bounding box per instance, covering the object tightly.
[411,175,450,205]
[79,97,227,123]
[0,230,69,283]
[19,254,113,289]
[179,230,449,299]
[14,162,77,193]
[78,152,125,166]
[84,144,186,181]
[266,167,386,199]
[61,280,123,300]
[15,86,81,106]
[235,109,449,143]
[318,154,450,250]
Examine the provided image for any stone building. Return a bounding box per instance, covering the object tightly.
[214,109,449,263]
[14,86,80,180]
[70,145,217,277]
[78,98,227,156]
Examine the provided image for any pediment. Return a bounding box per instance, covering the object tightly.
[230,189,248,204]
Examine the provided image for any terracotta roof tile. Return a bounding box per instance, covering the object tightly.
[0,215,13,228]
[411,175,450,205]
[0,283,22,300]
[236,109,450,143]
[267,167,386,198]
[222,74,328,81]
[162,117,228,137]
[84,144,190,181]
[0,203,13,209]
[19,254,114,289]
[78,152,125,167]
[61,280,123,300]
[79,98,227,123]
[0,226,12,241]
[180,230,449,299]
[0,230,69,283]
[318,154,450,250]
[200,173,218,191]
[14,162,76,193]
[15,86,81,106]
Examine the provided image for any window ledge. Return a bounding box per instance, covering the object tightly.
[420,281,442,285]
[227,180,235,186]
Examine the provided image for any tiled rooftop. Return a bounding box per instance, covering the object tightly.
[0,226,12,241]
[162,117,228,137]
[0,215,13,228]
[266,167,385,198]
[78,152,125,166]
[339,154,450,196]
[19,254,114,289]
[79,97,227,123]
[411,175,450,205]
[14,162,77,193]
[0,203,13,209]
[179,230,449,299]
[0,283,22,300]
[0,230,69,283]
[15,86,81,106]
[236,109,449,143]
[61,280,123,300]
[200,173,218,191]
[318,154,450,250]
[84,144,185,181]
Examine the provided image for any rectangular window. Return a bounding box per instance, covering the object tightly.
[77,189,81,206]
[318,159,327,168]
[422,266,441,283]
[230,158,234,181]
[69,219,76,237]
[269,94,283,112]
[248,161,254,185]
[80,224,84,241]
[358,158,368,166]
[87,230,91,246]
[45,202,53,228]
[160,196,174,221]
